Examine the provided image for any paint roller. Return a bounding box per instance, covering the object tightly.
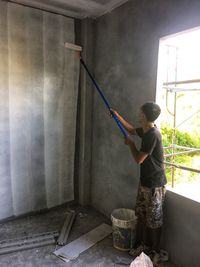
[65,42,127,138]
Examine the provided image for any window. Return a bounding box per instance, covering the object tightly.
[156,27,200,202]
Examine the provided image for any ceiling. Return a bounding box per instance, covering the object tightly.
[8,0,129,19]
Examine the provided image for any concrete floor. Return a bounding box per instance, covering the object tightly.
[0,204,178,267]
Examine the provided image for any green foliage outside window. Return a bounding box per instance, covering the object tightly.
[161,125,200,148]
[161,125,200,185]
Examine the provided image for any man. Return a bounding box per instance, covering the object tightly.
[112,102,167,264]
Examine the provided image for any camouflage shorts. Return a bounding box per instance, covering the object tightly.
[135,184,166,229]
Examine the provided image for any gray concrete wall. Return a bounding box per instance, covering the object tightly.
[89,0,200,266]
[0,2,14,219]
[163,191,200,267]
[0,1,78,219]
[75,19,95,206]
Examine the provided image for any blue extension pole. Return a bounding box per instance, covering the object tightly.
[80,58,127,137]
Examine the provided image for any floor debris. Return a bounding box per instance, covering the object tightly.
[53,223,112,262]
[57,210,76,245]
[0,231,58,255]
[78,212,87,218]
[130,252,153,267]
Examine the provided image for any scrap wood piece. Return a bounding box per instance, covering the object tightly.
[0,231,59,255]
[53,223,112,262]
[57,210,76,246]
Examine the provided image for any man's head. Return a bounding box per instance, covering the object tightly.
[139,102,161,123]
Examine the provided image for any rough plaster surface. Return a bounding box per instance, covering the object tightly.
[87,0,200,266]
[0,2,14,219]
[76,19,95,206]
[162,191,200,267]
[0,1,78,219]
[91,0,158,217]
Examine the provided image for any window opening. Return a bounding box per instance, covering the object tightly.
[156,27,200,202]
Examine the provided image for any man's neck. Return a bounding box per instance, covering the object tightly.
[142,122,154,133]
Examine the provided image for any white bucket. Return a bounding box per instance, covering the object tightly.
[111,208,137,251]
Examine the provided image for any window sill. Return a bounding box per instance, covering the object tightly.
[166,182,200,203]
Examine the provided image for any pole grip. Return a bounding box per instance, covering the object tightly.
[111,111,128,137]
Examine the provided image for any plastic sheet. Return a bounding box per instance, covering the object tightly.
[130,252,153,267]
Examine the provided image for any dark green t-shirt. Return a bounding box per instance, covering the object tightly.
[136,127,167,188]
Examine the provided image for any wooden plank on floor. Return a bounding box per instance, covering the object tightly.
[53,223,112,262]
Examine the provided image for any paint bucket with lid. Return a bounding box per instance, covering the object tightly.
[111,208,137,251]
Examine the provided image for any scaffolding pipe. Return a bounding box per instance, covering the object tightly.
[162,46,200,186]
[164,161,200,173]
[163,87,200,92]
[163,146,173,150]
[163,79,200,86]
[164,149,200,157]
[173,144,200,150]
[175,110,200,128]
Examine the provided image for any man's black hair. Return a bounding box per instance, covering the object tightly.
[141,102,161,122]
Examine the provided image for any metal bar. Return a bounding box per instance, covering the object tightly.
[173,144,200,150]
[163,87,200,92]
[0,232,59,249]
[164,144,200,151]
[62,212,76,245]
[175,110,200,128]
[164,149,200,157]
[163,79,200,86]
[57,212,73,245]
[80,58,127,137]
[163,146,174,150]
[164,161,200,173]
[0,231,58,247]
[0,238,55,255]
[166,89,174,116]
[171,90,177,188]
